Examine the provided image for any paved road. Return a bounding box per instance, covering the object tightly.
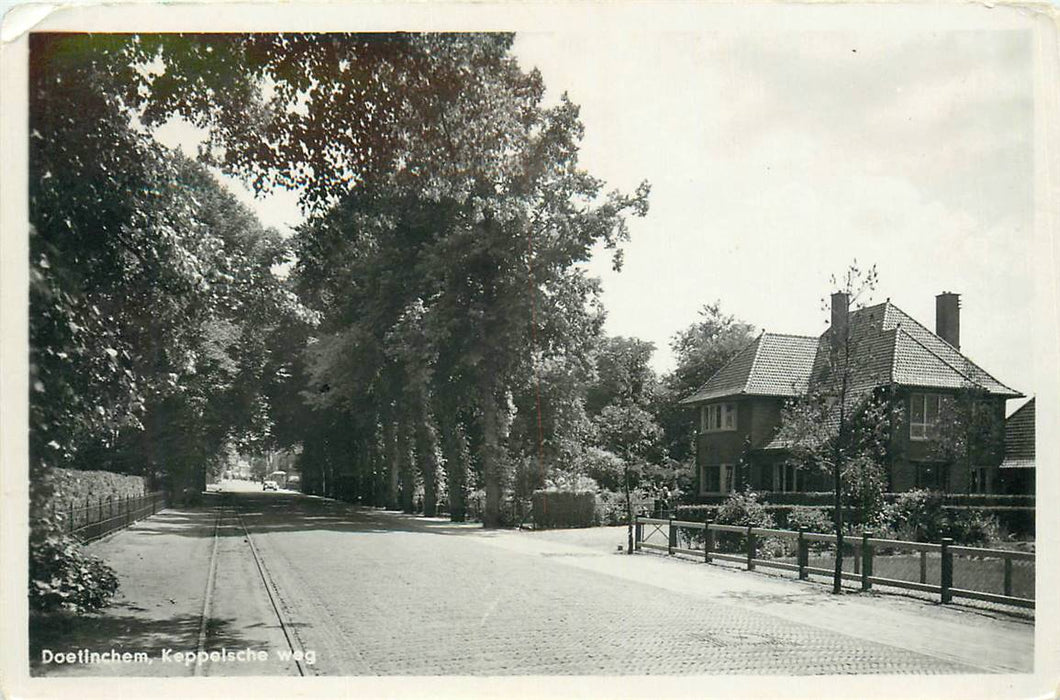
[30,488,1034,677]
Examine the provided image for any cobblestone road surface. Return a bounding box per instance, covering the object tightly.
[236,493,994,675]
[32,487,1034,678]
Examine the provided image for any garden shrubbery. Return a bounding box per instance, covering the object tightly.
[685,489,1002,561]
[30,534,119,613]
[884,489,999,546]
[532,490,597,529]
[712,489,778,554]
[785,506,833,533]
[30,469,123,613]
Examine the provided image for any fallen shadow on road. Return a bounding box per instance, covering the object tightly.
[29,607,263,676]
[127,491,512,540]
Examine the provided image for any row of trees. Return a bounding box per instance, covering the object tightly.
[30,30,761,614]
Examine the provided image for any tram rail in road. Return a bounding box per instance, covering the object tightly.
[194,504,308,677]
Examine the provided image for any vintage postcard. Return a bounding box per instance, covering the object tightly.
[1,2,1058,699]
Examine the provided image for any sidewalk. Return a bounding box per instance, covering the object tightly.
[501,524,1035,674]
[30,506,297,677]
[368,515,1033,673]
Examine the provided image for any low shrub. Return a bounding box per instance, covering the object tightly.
[885,489,1000,546]
[713,490,776,555]
[943,508,1001,547]
[785,507,833,534]
[715,489,776,529]
[30,535,119,613]
[673,504,720,521]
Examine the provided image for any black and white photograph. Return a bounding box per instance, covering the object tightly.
[1,3,1058,699]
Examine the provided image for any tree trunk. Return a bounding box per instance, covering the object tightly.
[382,417,400,510]
[624,463,634,554]
[478,375,507,528]
[398,413,415,513]
[832,459,844,595]
[832,370,849,596]
[413,389,439,517]
[438,407,469,522]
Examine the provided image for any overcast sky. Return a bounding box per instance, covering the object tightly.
[159,19,1038,403]
[511,28,1035,398]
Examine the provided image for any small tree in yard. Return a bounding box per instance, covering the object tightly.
[775,262,890,595]
[930,384,1006,493]
[594,402,663,554]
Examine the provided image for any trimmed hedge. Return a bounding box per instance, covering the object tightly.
[47,468,147,511]
[532,490,597,529]
[689,491,1036,509]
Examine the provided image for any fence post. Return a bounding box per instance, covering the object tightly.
[1004,556,1013,597]
[704,519,713,563]
[746,525,756,571]
[668,516,676,555]
[634,517,642,551]
[797,527,808,580]
[940,538,953,604]
[920,550,927,584]
[861,531,873,591]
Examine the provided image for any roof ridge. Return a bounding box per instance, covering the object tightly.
[745,332,765,393]
[762,331,818,340]
[887,325,900,385]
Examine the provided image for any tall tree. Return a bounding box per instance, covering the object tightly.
[279,37,648,527]
[660,304,756,464]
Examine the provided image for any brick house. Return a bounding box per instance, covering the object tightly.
[681,293,1023,499]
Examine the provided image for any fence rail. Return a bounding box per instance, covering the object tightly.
[635,516,1034,610]
[57,491,168,543]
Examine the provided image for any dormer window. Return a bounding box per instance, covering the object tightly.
[701,402,737,432]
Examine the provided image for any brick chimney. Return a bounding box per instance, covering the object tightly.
[936,292,960,349]
[830,291,849,357]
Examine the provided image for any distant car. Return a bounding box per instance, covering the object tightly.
[263,480,279,491]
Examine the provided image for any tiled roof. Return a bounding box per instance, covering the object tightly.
[814,301,1021,397]
[680,333,817,404]
[683,300,1022,409]
[882,304,1020,396]
[1001,398,1034,469]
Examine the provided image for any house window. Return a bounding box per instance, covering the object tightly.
[909,393,943,440]
[701,464,735,495]
[969,467,990,494]
[700,403,737,432]
[772,463,802,493]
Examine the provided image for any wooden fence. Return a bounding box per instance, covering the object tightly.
[58,491,168,543]
[635,516,1034,610]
